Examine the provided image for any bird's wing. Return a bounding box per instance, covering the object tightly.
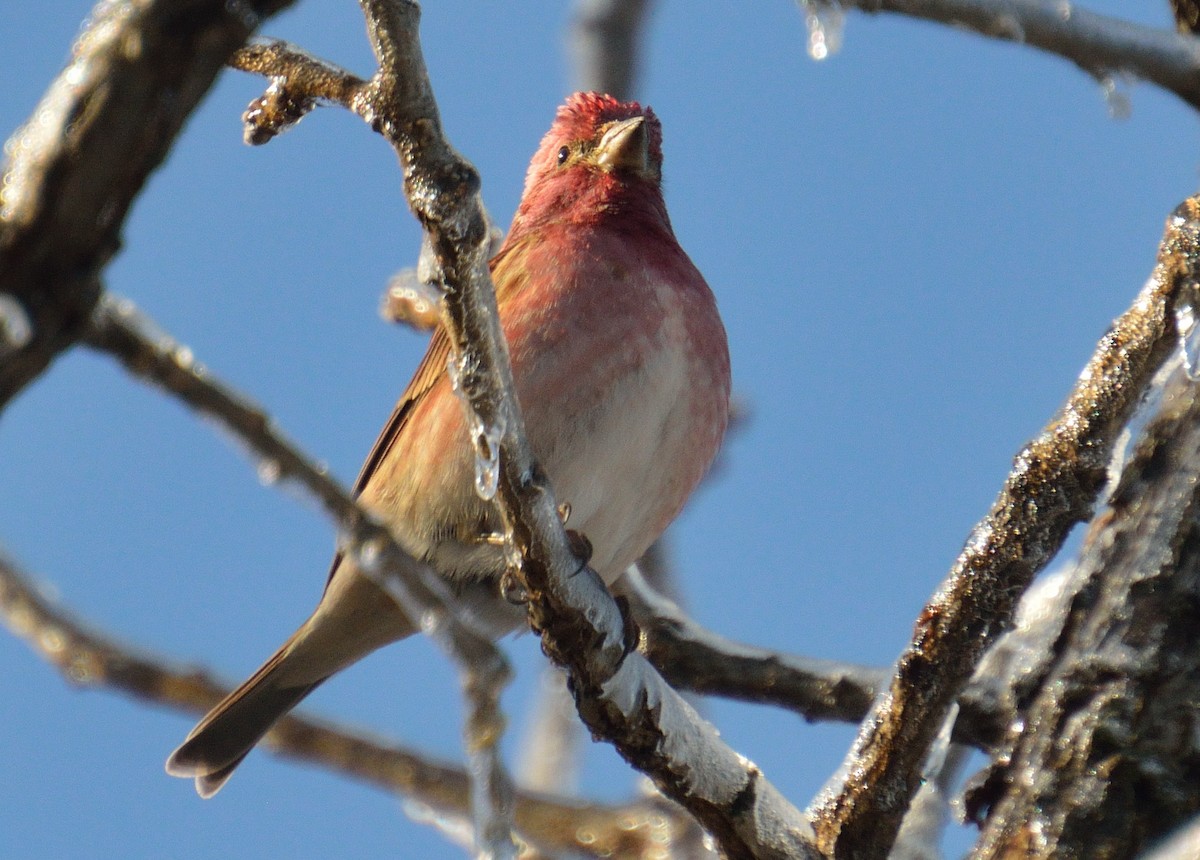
[351,328,452,498]
[324,327,451,589]
[352,232,534,499]
[326,233,535,590]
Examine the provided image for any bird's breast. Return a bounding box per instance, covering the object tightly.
[506,258,729,582]
[369,224,730,590]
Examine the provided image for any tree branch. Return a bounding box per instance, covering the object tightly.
[624,565,884,725]
[0,0,293,410]
[833,0,1200,112]
[966,360,1200,857]
[809,198,1198,858]
[1173,0,1200,34]
[569,0,653,99]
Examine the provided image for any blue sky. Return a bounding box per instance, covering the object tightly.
[1,1,1195,857]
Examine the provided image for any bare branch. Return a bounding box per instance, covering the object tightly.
[228,39,368,142]
[626,565,1025,754]
[0,0,293,410]
[810,199,1197,857]
[967,361,1200,857]
[623,566,884,725]
[834,0,1200,112]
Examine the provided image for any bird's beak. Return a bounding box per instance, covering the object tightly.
[594,116,649,176]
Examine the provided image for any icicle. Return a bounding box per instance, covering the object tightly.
[797,0,844,61]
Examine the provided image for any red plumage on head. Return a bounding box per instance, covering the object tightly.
[548,92,663,163]
[513,92,668,235]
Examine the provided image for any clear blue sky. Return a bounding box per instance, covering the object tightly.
[1,1,1193,857]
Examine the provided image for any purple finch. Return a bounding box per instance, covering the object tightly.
[167,92,731,797]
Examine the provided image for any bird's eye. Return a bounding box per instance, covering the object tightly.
[556,145,570,165]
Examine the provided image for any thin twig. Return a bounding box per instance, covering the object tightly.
[833,0,1200,112]
[628,566,1023,752]
[809,200,1197,858]
[624,566,884,725]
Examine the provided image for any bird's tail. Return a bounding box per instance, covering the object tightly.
[165,634,322,798]
[166,560,417,797]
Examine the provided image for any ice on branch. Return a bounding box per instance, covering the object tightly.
[0,295,33,358]
[797,0,844,61]
[1175,281,1200,382]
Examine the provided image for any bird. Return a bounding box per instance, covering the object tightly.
[166,91,731,797]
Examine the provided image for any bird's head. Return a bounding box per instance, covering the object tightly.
[510,93,668,235]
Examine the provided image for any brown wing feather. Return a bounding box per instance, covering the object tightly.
[347,235,531,504]
[324,328,452,588]
[350,328,452,497]
[327,237,533,588]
